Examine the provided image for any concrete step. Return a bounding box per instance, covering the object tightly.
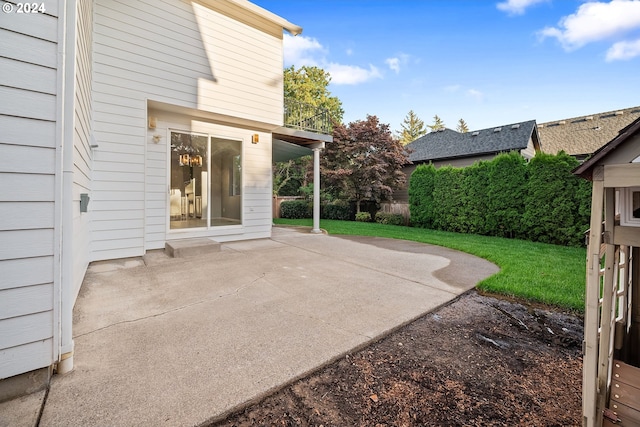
[165,238,221,258]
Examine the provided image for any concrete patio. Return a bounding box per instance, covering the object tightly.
[1,226,498,427]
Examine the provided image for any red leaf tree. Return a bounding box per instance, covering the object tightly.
[322,115,410,213]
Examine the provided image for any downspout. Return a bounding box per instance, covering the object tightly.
[57,0,78,375]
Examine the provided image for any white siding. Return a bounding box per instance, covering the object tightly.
[72,0,93,301]
[93,0,283,258]
[145,111,272,250]
[0,4,59,379]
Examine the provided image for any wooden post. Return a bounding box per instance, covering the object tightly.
[597,187,616,422]
[631,247,640,366]
[583,170,604,427]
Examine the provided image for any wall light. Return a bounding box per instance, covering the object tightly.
[252,134,259,144]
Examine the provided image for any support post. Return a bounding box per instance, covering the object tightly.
[583,174,604,427]
[312,147,321,234]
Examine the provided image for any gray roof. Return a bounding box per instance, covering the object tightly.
[538,106,640,157]
[406,120,538,163]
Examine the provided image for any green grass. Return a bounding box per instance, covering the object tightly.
[275,219,586,313]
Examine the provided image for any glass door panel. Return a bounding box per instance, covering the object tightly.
[169,131,208,229]
[210,138,242,226]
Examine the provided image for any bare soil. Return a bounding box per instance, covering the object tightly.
[209,291,583,427]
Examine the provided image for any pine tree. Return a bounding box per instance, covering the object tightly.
[428,115,445,132]
[456,118,469,133]
[396,110,427,145]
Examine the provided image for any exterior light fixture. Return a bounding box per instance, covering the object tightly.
[252,134,259,144]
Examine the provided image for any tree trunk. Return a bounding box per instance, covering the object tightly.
[356,199,361,214]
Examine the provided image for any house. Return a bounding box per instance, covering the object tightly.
[539,106,640,161]
[0,0,329,398]
[574,117,640,427]
[392,120,541,204]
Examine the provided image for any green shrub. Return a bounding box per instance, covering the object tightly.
[375,212,404,225]
[409,164,437,228]
[407,151,591,247]
[523,151,589,246]
[280,200,311,219]
[323,201,352,220]
[486,152,527,239]
[355,212,372,222]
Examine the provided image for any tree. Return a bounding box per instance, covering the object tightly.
[396,110,427,145]
[273,157,311,196]
[283,65,344,123]
[322,115,409,213]
[428,115,445,132]
[274,66,345,196]
[456,118,469,133]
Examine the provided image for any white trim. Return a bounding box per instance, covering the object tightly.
[619,187,640,227]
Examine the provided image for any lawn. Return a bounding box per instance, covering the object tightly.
[274,219,587,313]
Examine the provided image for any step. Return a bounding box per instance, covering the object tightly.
[164,238,221,258]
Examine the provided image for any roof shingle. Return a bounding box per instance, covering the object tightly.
[538,106,640,156]
[406,120,537,163]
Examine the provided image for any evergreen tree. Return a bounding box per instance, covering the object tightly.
[456,118,469,133]
[396,110,427,145]
[428,115,445,132]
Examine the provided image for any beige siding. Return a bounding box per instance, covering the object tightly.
[0,5,59,379]
[93,0,282,259]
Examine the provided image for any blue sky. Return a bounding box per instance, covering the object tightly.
[254,0,640,132]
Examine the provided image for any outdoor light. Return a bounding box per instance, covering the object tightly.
[252,134,259,144]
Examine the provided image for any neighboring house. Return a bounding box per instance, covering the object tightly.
[0,0,329,398]
[574,117,640,427]
[539,105,640,161]
[394,120,541,203]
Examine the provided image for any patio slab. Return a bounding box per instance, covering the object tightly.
[24,226,497,427]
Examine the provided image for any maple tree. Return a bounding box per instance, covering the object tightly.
[322,115,410,213]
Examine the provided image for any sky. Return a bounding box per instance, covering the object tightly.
[253,0,640,133]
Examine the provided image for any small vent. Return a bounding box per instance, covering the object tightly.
[558,120,566,125]
[471,131,479,136]
[538,124,544,128]
[615,110,624,115]
[585,116,594,121]
[511,124,520,129]
[493,127,502,132]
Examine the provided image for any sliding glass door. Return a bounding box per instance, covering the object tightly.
[169,131,242,230]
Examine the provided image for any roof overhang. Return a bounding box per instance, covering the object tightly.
[272,126,332,146]
[272,127,330,162]
[223,0,302,35]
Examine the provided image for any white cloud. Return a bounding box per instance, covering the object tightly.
[467,89,485,102]
[539,0,640,50]
[385,57,400,74]
[325,63,382,85]
[283,34,324,66]
[497,0,548,15]
[444,84,462,92]
[606,37,640,60]
[283,34,385,85]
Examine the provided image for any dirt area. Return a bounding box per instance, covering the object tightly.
[209,291,583,427]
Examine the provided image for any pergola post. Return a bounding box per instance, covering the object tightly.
[312,146,322,234]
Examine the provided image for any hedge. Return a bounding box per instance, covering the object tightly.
[409,151,591,246]
[280,200,311,219]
